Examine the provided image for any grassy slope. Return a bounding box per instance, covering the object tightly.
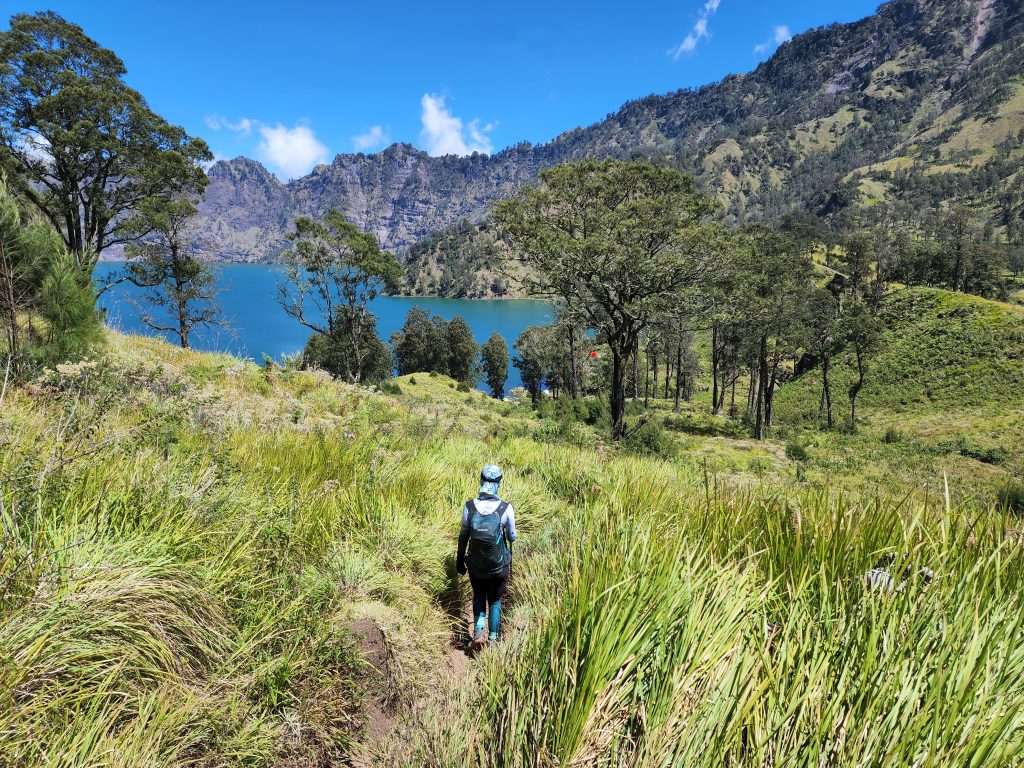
[2,315,1024,766]
[774,287,1024,493]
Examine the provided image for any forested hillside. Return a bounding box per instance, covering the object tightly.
[194,0,1024,284]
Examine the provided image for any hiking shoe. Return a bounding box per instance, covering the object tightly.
[488,632,499,644]
[471,627,487,652]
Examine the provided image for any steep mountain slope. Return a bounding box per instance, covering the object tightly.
[193,0,1024,267]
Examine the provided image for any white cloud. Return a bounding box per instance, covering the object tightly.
[671,0,722,59]
[419,94,493,156]
[352,125,390,152]
[256,123,329,179]
[204,115,253,135]
[202,115,329,178]
[754,24,793,55]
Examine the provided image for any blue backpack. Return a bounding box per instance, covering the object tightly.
[465,499,510,577]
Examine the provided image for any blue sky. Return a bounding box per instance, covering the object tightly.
[4,0,882,179]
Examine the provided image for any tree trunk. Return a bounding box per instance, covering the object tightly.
[651,352,658,405]
[754,335,768,440]
[567,327,579,398]
[711,325,721,416]
[821,354,833,429]
[171,245,190,349]
[746,363,757,422]
[631,338,640,399]
[673,342,682,412]
[848,348,865,432]
[643,349,651,407]
[0,239,19,372]
[611,344,628,440]
[764,355,780,429]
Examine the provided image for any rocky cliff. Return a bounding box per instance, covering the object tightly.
[192,0,1024,269]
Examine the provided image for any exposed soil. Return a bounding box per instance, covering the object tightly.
[347,596,475,767]
[348,618,396,768]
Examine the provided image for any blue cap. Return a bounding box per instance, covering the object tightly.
[479,464,503,496]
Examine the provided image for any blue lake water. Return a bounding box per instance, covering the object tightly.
[95,262,554,390]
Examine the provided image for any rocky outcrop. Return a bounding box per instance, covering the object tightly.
[191,0,1024,266]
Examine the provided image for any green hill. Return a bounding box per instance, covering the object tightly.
[780,287,1024,414]
[773,286,1024,488]
[2,328,1024,766]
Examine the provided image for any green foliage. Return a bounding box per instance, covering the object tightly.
[278,209,400,383]
[5,328,1024,765]
[939,435,1009,466]
[997,480,1024,514]
[495,159,722,438]
[882,427,904,444]
[34,248,103,363]
[623,419,675,458]
[391,308,478,382]
[0,175,102,374]
[302,308,391,384]
[784,439,810,462]
[445,315,479,383]
[777,288,1024,421]
[480,332,508,399]
[0,11,210,264]
[399,218,507,298]
[513,324,553,404]
[122,197,219,349]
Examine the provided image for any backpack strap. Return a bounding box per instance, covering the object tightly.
[495,501,509,539]
[465,499,477,527]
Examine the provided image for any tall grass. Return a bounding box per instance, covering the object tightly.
[437,464,1024,767]
[4,341,1024,766]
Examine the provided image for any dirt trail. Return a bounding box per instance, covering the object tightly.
[348,601,474,767]
[348,618,395,768]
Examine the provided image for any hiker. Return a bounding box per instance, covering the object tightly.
[456,464,517,651]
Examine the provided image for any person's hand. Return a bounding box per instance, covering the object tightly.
[456,560,467,576]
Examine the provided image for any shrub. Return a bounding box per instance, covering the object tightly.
[940,436,1009,465]
[748,457,772,476]
[302,311,390,384]
[379,380,402,395]
[624,420,675,458]
[997,480,1024,515]
[882,427,903,444]
[785,441,810,462]
[457,381,471,393]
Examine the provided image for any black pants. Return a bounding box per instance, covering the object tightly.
[469,569,508,622]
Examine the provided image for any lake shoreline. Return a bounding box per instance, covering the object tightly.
[97,258,536,302]
[94,262,554,390]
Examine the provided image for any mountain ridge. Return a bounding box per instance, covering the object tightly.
[192,0,1024,274]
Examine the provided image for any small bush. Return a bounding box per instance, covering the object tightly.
[940,436,1009,465]
[409,376,417,385]
[997,481,1024,515]
[457,381,471,393]
[624,420,675,458]
[882,427,903,444]
[379,380,402,395]
[785,441,810,463]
